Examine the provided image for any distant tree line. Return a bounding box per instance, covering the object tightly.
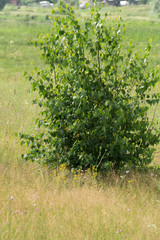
[0,0,55,10]
[128,0,149,4]
[0,0,159,16]
[19,0,54,5]
[19,0,150,5]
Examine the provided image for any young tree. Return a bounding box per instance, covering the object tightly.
[21,3,160,172]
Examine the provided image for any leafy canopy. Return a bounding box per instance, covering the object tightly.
[21,3,160,172]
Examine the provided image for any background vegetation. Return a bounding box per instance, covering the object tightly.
[0,0,156,11]
[0,0,9,11]
[0,3,160,239]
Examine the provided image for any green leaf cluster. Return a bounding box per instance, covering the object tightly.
[21,3,160,171]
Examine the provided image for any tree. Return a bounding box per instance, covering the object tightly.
[21,3,160,172]
[0,0,8,10]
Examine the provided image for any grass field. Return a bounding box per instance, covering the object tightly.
[1,4,160,239]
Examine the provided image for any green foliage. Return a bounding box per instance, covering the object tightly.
[0,0,8,10]
[139,0,149,4]
[128,0,149,4]
[21,3,160,171]
[113,0,120,6]
[20,0,40,5]
[20,0,54,5]
[153,0,160,13]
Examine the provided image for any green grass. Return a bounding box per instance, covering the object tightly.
[0,4,53,22]
[1,4,160,239]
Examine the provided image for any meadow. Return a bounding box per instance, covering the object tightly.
[0,4,160,239]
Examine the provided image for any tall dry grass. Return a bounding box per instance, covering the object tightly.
[1,162,160,240]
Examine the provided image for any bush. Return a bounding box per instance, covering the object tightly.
[21,3,160,172]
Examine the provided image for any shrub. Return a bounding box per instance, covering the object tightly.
[21,3,160,172]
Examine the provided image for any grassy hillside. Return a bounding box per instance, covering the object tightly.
[0,4,160,239]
